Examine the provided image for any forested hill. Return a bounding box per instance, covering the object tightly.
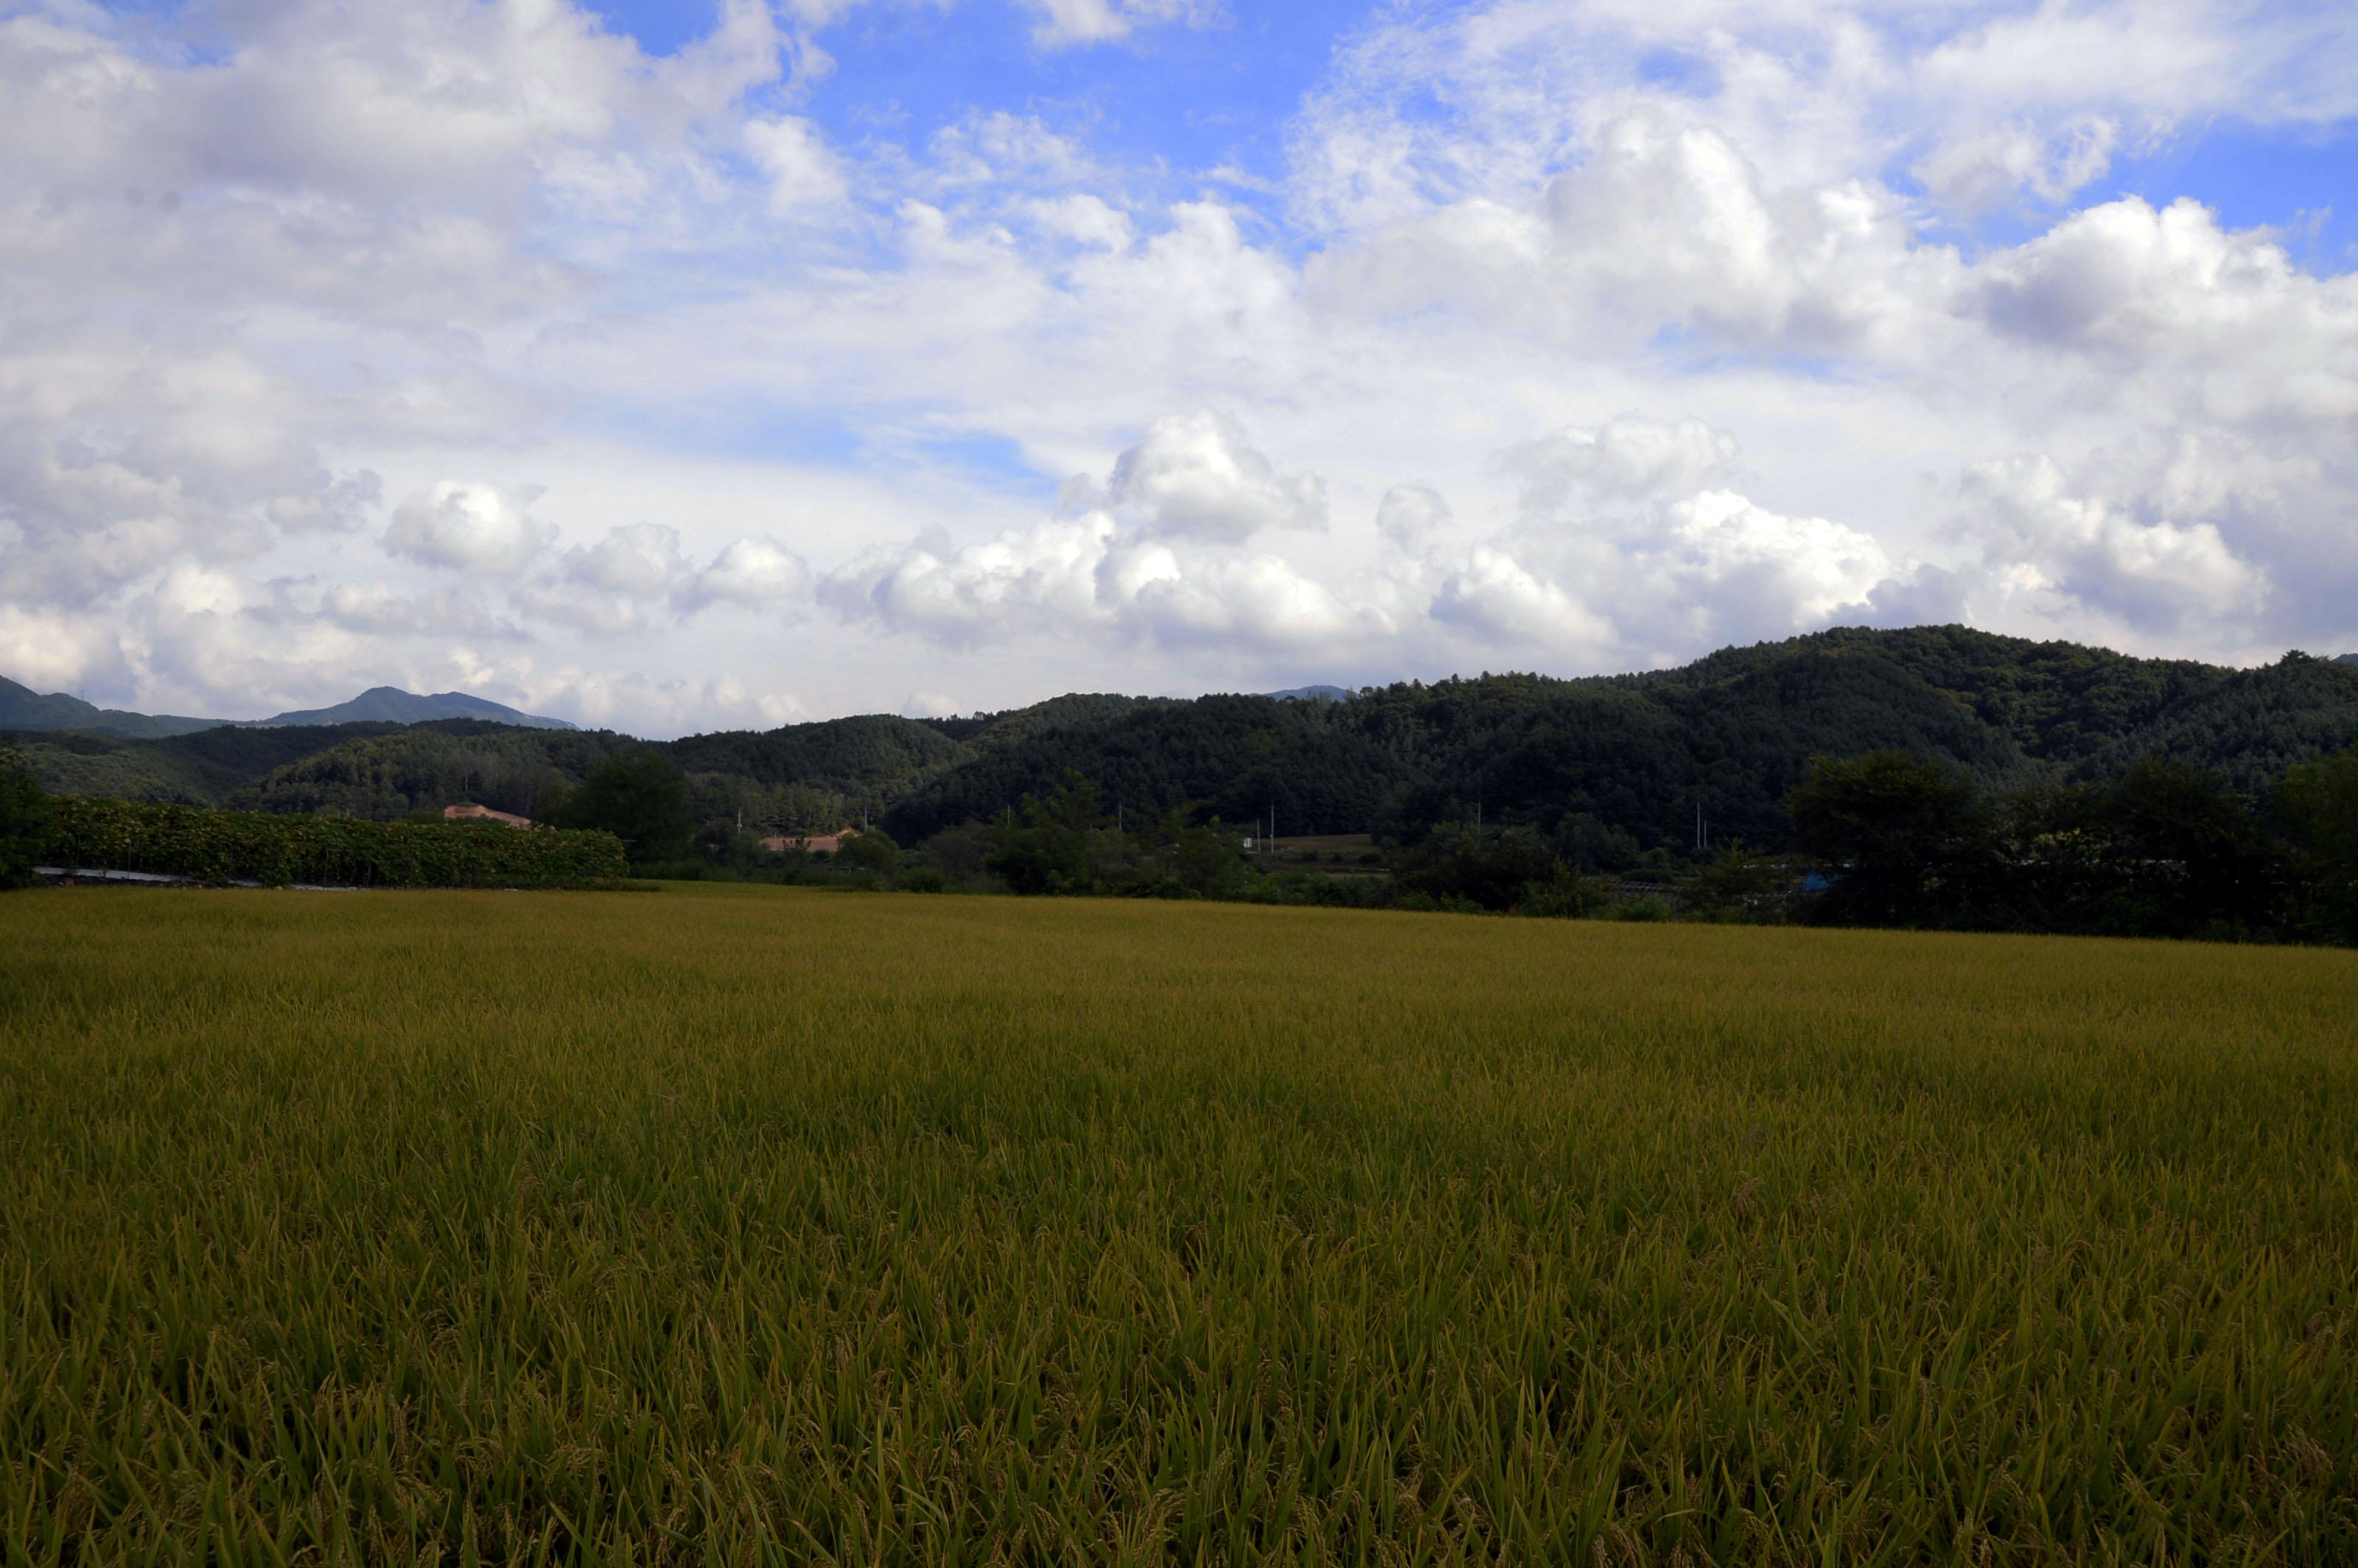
[884,628,2358,854]
[10,627,2357,864]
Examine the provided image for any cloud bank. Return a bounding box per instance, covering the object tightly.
[1,0,2352,735]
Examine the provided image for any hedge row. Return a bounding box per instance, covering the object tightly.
[43,797,628,889]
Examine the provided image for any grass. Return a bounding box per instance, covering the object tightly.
[1,883,2354,1565]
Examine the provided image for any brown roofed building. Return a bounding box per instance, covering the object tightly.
[760,830,853,855]
[444,802,533,828]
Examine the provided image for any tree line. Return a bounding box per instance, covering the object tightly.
[7,733,2351,946]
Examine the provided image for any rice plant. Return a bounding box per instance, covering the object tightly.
[2,885,2353,1564]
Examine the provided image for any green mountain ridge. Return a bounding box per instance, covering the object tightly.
[0,677,220,739]
[258,686,575,729]
[0,677,573,737]
[10,629,2357,867]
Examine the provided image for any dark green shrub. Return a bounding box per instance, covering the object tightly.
[0,745,50,890]
[43,797,626,889]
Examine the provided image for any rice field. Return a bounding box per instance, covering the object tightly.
[2,883,2354,1565]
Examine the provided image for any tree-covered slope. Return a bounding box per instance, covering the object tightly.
[665,715,964,795]
[10,724,412,803]
[884,628,2358,858]
[885,694,1418,842]
[15,629,2358,860]
[228,724,626,819]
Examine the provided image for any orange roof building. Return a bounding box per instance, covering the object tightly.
[444,802,533,828]
[760,830,853,854]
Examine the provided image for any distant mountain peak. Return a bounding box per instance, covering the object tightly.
[1262,685,1355,702]
[1,676,575,736]
[255,688,576,730]
[0,675,220,739]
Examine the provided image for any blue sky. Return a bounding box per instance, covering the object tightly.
[7,0,2357,732]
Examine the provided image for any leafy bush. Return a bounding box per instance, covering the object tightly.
[42,797,626,889]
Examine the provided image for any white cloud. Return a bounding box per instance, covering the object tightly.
[827,514,1116,644]
[1375,483,1451,550]
[1023,0,1212,49]
[745,116,847,213]
[1913,117,2119,215]
[0,602,131,696]
[1430,547,1615,654]
[1957,453,2263,629]
[1972,198,2358,425]
[2,0,2354,730]
[1099,410,1328,540]
[1658,489,1892,634]
[683,536,815,612]
[385,483,557,575]
[560,522,693,595]
[273,580,519,640]
[828,413,1360,651]
[1311,111,1957,360]
[1502,416,1743,509]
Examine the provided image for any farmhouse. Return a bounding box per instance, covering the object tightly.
[760,830,854,854]
[443,802,532,828]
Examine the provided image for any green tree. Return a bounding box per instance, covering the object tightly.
[1679,843,1797,923]
[1391,825,1567,911]
[833,827,902,877]
[987,774,1102,895]
[1789,751,1995,927]
[0,744,52,889]
[2083,757,2281,938]
[550,746,696,866]
[2275,748,2358,945]
[1130,809,1249,899]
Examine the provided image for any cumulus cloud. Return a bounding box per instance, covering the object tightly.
[1098,410,1327,540]
[3,0,2354,728]
[0,602,133,695]
[1430,547,1615,654]
[827,414,1359,651]
[385,483,557,574]
[825,514,1114,644]
[561,522,691,594]
[682,536,815,612]
[517,522,696,633]
[1417,415,1897,658]
[1971,198,2358,424]
[1310,111,1956,360]
[1656,490,1892,635]
[1957,454,2263,629]
[1502,416,1744,509]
